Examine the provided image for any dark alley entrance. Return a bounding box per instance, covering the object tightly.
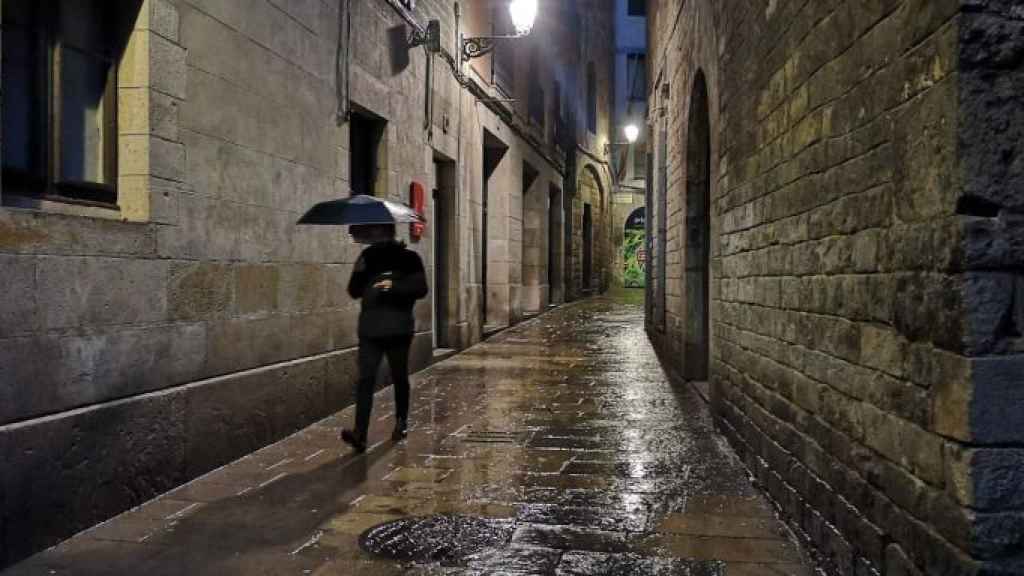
[432,156,458,350]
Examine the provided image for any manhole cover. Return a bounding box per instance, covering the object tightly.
[359,515,512,562]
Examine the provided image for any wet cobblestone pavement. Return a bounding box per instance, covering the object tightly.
[5,296,814,575]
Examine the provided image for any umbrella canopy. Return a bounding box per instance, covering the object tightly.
[297,194,424,225]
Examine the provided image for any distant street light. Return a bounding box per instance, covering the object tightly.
[606,124,640,155]
[623,124,640,144]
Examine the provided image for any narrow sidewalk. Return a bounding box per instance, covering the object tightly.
[4,295,814,576]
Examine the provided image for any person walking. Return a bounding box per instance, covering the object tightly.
[341,223,428,453]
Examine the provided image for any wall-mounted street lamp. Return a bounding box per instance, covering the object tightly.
[394,0,537,103]
[461,0,538,61]
[606,123,641,156]
[508,0,539,35]
[623,123,640,144]
[606,124,641,179]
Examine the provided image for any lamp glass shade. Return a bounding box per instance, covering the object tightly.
[509,0,538,35]
[623,124,640,143]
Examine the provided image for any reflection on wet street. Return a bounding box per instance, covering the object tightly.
[5,295,813,575]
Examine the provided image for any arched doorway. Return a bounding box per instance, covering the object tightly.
[623,207,646,288]
[576,165,604,295]
[684,72,711,381]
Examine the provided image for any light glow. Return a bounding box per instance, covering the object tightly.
[623,124,640,144]
[509,0,538,36]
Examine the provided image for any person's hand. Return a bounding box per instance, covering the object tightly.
[373,279,393,291]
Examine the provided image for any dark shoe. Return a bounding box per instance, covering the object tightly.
[341,429,367,453]
[392,418,408,442]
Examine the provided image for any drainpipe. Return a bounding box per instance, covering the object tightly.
[336,0,351,124]
[454,1,468,345]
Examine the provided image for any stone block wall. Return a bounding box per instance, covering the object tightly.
[0,0,370,565]
[0,0,618,567]
[953,1,1024,570]
[646,0,1023,574]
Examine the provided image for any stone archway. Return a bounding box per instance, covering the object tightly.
[684,71,711,381]
[576,164,605,295]
[623,207,646,289]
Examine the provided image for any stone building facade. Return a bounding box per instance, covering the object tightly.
[0,0,614,566]
[610,0,648,289]
[646,1,1024,575]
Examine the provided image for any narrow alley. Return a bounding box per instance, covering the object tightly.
[3,0,1022,573]
[4,296,811,575]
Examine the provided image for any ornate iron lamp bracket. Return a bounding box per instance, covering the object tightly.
[461,33,528,61]
[462,36,498,60]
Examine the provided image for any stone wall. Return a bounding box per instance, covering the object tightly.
[954,0,1024,570]
[646,0,1023,574]
[0,0,615,566]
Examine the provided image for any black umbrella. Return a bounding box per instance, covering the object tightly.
[297,194,424,225]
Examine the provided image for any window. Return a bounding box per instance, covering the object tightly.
[626,53,647,102]
[586,63,597,134]
[492,5,515,94]
[552,81,565,145]
[528,48,545,127]
[349,110,387,196]
[628,0,647,17]
[2,0,121,206]
[633,149,647,181]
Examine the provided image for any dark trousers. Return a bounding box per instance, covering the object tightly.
[354,335,413,438]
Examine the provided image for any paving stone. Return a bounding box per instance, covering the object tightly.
[465,546,563,573]
[555,551,725,576]
[683,496,776,519]
[511,525,639,554]
[656,513,789,540]
[643,533,804,564]
[383,467,453,483]
[518,503,650,533]
[325,513,405,536]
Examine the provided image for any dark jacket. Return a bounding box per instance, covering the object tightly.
[348,240,428,339]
